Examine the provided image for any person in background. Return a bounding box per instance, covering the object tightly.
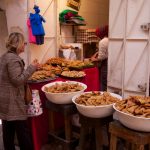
[91,25,108,91]
[90,26,109,150]
[0,32,40,150]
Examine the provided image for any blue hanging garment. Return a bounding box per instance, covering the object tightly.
[30,5,46,36]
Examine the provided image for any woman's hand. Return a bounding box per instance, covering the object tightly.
[91,57,97,62]
[31,59,41,69]
[91,52,99,62]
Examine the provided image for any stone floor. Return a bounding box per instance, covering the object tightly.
[0,124,110,150]
[0,120,56,150]
[0,119,127,150]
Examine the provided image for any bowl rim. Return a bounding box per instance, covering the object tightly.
[113,103,150,120]
[41,81,87,95]
[72,91,122,108]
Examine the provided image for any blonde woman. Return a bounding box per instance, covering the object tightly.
[0,32,39,150]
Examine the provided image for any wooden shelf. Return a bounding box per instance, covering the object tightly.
[60,22,86,26]
[60,22,86,35]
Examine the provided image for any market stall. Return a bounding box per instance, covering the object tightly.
[1,0,150,150]
[28,66,100,150]
[0,0,109,149]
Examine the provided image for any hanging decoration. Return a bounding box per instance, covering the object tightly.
[27,19,36,44]
[29,5,46,45]
[67,0,81,11]
[27,0,54,45]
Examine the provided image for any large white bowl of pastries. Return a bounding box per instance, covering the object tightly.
[113,96,150,132]
[41,81,87,104]
[72,91,122,118]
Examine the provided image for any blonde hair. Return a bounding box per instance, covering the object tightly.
[6,32,25,52]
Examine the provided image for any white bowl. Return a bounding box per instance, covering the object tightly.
[41,81,87,104]
[113,104,150,132]
[72,92,122,118]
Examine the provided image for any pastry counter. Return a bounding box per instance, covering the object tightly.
[28,67,100,150]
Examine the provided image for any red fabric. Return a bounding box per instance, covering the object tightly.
[28,67,100,150]
[27,19,36,44]
[95,25,108,39]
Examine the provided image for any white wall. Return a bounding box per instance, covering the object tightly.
[0,11,8,56]
[2,0,28,64]
[79,0,109,28]
[28,0,57,63]
[2,0,57,64]
[108,0,150,97]
[0,0,6,10]
[5,0,27,34]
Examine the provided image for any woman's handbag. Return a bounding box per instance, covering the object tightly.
[25,84,32,104]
